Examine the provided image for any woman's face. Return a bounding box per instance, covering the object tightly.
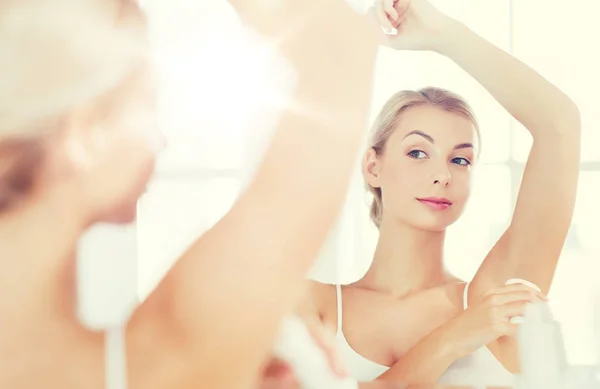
[62,66,166,224]
[364,105,479,231]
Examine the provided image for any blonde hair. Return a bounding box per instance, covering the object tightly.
[366,87,480,228]
[0,0,147,212]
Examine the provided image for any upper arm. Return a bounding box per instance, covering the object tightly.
[127,9,377,383]
[467,107,580,370]
[154,193,347,388]
[138,112,367,388]
[471,106,581,299]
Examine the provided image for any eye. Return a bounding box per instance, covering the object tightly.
[451,157,471,166]
[407,150,428,159]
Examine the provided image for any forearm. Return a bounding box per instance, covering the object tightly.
[435,21,579,137]
[378,326,459,383]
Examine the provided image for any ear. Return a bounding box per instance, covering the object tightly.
[362,148,382,188]
[53,109,96,177]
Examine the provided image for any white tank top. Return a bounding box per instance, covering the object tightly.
[334,283,515,386]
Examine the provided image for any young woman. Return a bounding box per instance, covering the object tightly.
[0,0,379,388]
[301,0,580,385]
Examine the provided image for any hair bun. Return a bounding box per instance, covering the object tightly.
[0,0,146,136]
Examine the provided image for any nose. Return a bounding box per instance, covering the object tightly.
[432,169,451,186]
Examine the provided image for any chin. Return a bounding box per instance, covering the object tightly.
[99,190,143,224]
[105,162,154,224]
[409,215,458,232]
[412,222,448,233]
[103,204,138,224]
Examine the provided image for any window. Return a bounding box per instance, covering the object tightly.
[137,178,240,300]
[512,0,600,163]
[137,0,246,299]
[511,0,600,365]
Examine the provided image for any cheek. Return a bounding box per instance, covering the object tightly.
[386,159,428,189]
[379,160,426,208]
[451,168,472,202]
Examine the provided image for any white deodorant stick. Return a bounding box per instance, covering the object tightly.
[505,278,542,293]
[505,278,543,324]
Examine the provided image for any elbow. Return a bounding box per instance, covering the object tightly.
[550,99,581,137]
[559,100,581,134]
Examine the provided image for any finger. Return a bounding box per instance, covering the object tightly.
[394,0,411,18]
[383,0,398,20]
[502,283,544,298]
[485,291,544,308]
[483,283,547,301]
[388,12,405,29]
[498,301,532,320]
[374,0,396,32]
[262,358,294,380]
[259,358,298,388]
[305,320,347,377]
[304,318,331,350]
[498,322,520,338]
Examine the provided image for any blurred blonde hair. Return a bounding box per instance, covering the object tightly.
[366,87,480,228]
[0,0,147,212]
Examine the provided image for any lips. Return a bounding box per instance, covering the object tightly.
[417,197,452,210]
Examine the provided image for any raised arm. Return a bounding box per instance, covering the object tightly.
[381,0,580,297]
[130,2,380,389]
[440,17,581,301]
[375,0,579,380]
[438,14,580,369]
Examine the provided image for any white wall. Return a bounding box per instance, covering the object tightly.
[133,0,600,365]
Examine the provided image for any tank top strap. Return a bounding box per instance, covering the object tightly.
[335,284,343,334]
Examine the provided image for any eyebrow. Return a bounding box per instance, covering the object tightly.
[404,130,433,143]
[403,130,474,151]
[454,143,474,150]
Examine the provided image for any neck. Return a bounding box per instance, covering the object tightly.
[358,215,448,297]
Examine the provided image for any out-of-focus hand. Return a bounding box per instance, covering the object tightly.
[227,0,380,72]
[258,357,299,389]
[228,0,375,37]
[258,315,348,388]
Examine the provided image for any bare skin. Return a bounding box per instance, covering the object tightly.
[300,0,580,384]
[0,1,380,389]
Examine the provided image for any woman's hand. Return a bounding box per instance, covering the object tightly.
[373,0,457,51]
[442,283,547,358]
[376,283,546,383]
[258,316,347,388]
[258,357,299,389]
[230,0,379,42]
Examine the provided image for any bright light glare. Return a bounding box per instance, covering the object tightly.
[152,24,296,139]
